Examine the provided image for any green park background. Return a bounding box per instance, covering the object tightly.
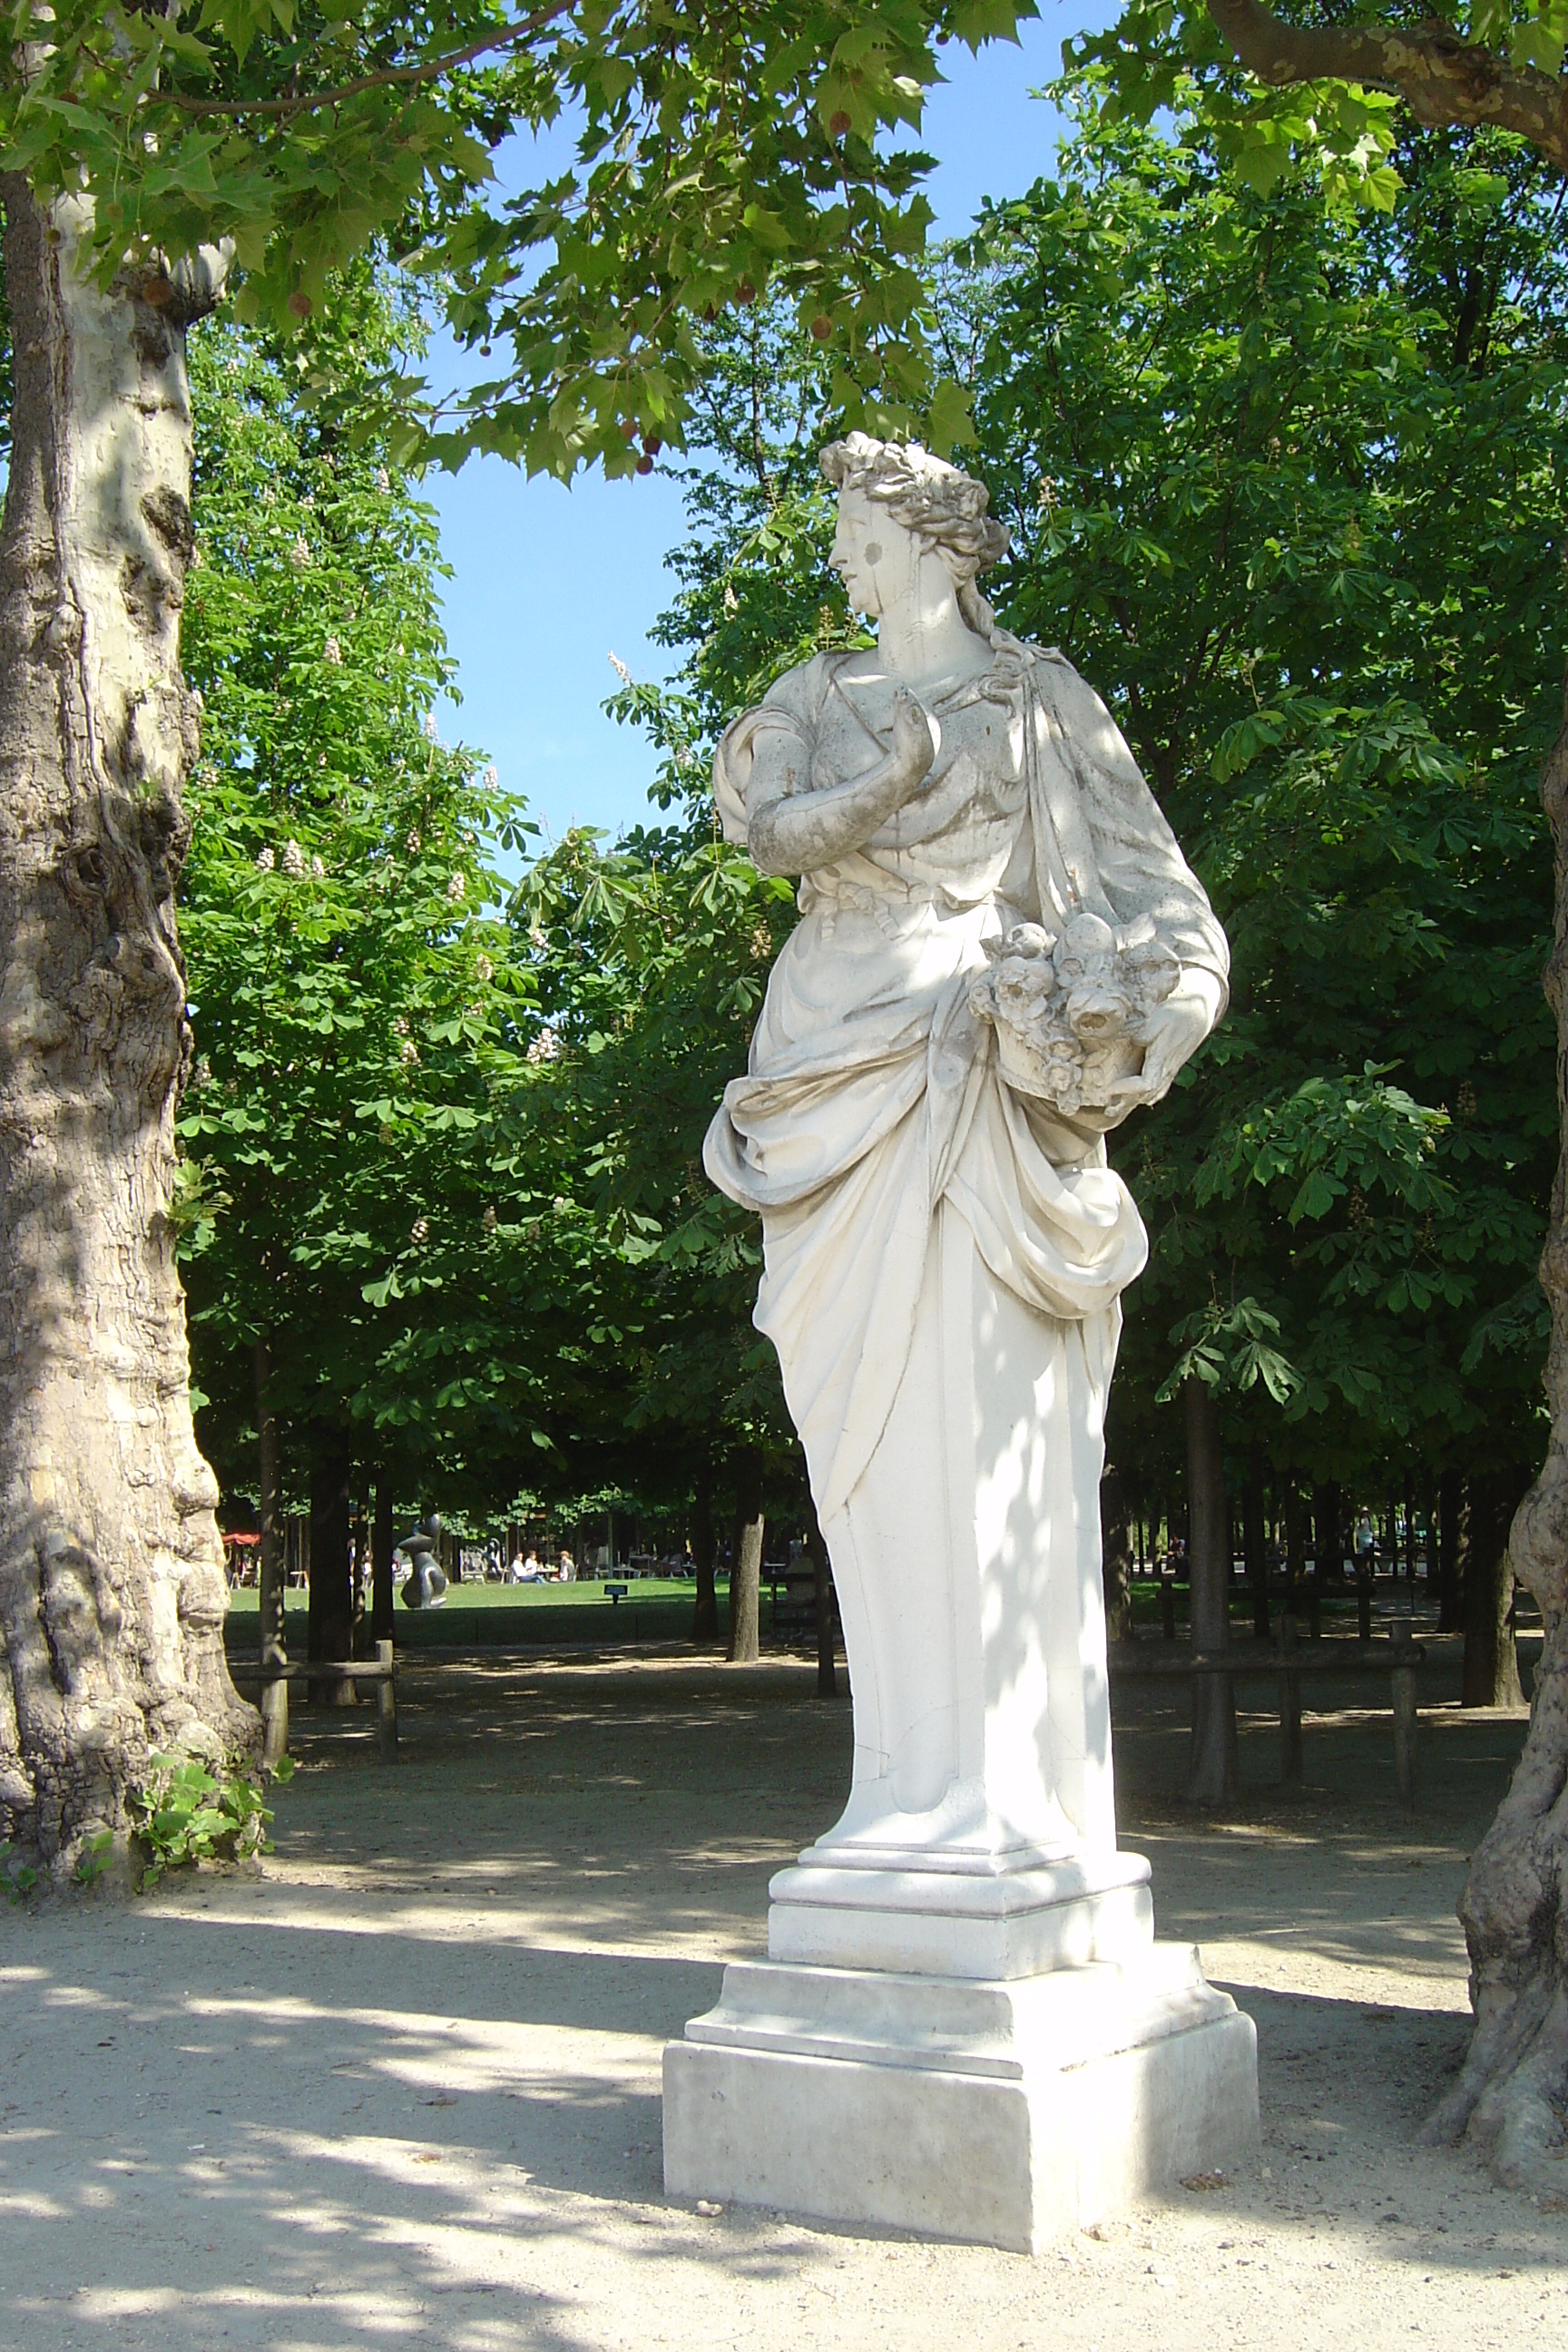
[171,76,1563,1672]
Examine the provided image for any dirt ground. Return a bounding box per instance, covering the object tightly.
[3,1644,1565,2351]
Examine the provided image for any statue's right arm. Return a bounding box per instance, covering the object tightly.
[744,689,936,878]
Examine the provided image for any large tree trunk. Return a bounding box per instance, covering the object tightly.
[1426,677,1568,2196]
[1184,1377,1239,1806]
[0,185,253,1872]
[726,1445,763,1665]
[1462,1469,1527,1710]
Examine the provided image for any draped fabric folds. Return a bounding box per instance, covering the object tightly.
[704,638,1229,1526]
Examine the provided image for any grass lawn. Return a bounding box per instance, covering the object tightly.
[223,1573,735,1654]
[223,1572,1429,1655]
[225,1575,707,1612]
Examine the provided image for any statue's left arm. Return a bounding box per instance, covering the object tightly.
[1035,657,1230,1112]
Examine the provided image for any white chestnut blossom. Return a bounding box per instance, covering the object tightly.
[475,954,494,984]
[375,466,391,493]
[409,1215,428,1244]
[281,838,306,877]
[399,1038,419,1065]
[527,1029,561,1066]
[289,535,311,570]
[324,635,342,665]
[423,714,438,740]
[406,829,421,854]
[483,764,499,789]
[481,1204,498,1237]
[446,872,466,902]
[255,846,275,872]
[311,854,326,877]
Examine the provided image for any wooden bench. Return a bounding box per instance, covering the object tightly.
[1109,1629,1423,1805]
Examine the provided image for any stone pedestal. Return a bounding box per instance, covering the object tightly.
[663,1847,1257,2250]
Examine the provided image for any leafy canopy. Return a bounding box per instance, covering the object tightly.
[958,88,1561,1472]
[2,1,1041,477]
[1079,0,1568,205]
[178,282,587,1493]
[550,84,1562,1494]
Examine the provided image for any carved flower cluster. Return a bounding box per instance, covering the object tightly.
[970,913,1181,1114]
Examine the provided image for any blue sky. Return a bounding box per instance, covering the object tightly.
[428,10,1112,846]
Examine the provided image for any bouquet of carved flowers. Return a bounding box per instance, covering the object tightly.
[968,912,1181,1117]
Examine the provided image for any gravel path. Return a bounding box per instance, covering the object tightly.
[2,1649,1563,2350]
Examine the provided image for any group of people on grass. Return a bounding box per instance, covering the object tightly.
[507,1547,577,1583]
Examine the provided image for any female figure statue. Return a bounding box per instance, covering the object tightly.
[704,436,1229,1955]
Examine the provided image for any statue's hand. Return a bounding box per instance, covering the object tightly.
[1101,982,1218,1114]
[888,688,938,800]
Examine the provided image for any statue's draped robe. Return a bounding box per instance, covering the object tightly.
[706,640,1228,1856]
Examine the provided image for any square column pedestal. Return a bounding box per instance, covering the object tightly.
[662,1848,1258,2253]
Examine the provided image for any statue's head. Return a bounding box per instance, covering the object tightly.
[820,434,1008,632]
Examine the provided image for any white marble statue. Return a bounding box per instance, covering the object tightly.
[669,438,1256,2247]
[704,434,1228,1897]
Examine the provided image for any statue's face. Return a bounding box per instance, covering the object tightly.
[829,486,919,620]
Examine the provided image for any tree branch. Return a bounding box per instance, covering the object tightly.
[1207,0,1568,172]
[157,5,573,120]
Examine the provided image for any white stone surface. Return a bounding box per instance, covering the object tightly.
[702,435,1230,1876]
[672,436,1254,2249]
[664,1951,1259,2251]
[768,1847,1154,1978]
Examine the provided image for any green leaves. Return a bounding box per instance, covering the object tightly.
[962,85,1560,1471]
[949,0,1038,49]
[1194,1071,1450,1228]
[176,289,561,1483]
[1158,1298,1298,1406]
[128,1751,293,1891]
[0,1841,40,1903]
[0,2,1037,480]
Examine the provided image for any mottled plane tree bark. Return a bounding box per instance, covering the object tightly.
[1428,687,1568,2194]
[0,186,255,1871]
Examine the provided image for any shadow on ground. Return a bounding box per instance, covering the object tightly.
[2,1651,1562,2352]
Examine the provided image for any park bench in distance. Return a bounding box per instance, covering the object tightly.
[1109,1622,1423,1804]
[230,1642,398,1768]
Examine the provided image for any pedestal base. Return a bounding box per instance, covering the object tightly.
[662,1945,1258,2252]
[769,1847,1154,1978]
